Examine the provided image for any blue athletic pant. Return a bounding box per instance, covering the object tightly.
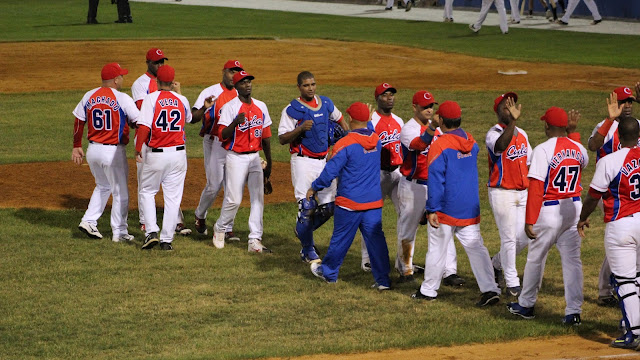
[321,207,390,287]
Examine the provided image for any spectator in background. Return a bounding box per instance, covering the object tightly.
[557,0,602,25]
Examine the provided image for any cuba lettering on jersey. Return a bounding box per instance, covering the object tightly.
[371,111,404,168]
[72,87,139,145]
[590,147,640,222]
[399,118,438,180]
[590,118,640,162]
[218,97,272,153]
[204,87,238,138]
[528,137,589,201]
[138,90,192,148]
[486,124,531,190]
[131,73,158,109]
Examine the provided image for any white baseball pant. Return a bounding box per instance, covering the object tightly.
[561,0,601,23]
[444,0,454,19]
[290,154,336,204]
[518,198,583,315]
[488,188,529,288]
[214,151,264,241]
[474,0,509,33]
[139,147,187,243]
[509,0,521,22]
[420,223,499,297]
[82,143,129,237]
[605,213,640,335]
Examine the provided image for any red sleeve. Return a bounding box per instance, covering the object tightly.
[135,125,150,152]
[135,99,143,110]
[409,137,428,151]
[73,118,85,148]
[525,179,545,225]
[568,133,581,143]
[588,187,605,200]
[596,118,614,137]
[262,126,272,139]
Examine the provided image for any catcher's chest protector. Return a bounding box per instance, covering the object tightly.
[286,96,334,154]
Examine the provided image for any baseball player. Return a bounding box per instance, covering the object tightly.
[397,91,462,285]
[191,60,244,241]
[413,101,500,306]
[486,93,532,298]
[131,48,191,237]
[443,0,454,22]
[360,83,403,272]
[135,65,191,251]
[507,106,588,325]
[557,0,602,25]
[278,71,346,263]
[309,102,391,290]
[73,62,139,242]
[396,0,414,11]
[587,86,640,307]
[469,0,509,34]
[212,71,273,253]
[578,115,640,349]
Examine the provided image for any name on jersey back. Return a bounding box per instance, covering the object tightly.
[550,148,585,169]
[621,158,640,176]
[85,96,120,111]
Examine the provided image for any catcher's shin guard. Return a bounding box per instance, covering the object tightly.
[295,198,318,248]
[612,272,640,334]
[313,202,335,230]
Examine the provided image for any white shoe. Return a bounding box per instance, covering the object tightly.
[248,239,272,253]
[78,221,103,239]
[212,230,225,249]
[469,24,480,33]
[175,223,192,236]
[113,234,134,242]
[311,262,326,281]
[361,261,372,272]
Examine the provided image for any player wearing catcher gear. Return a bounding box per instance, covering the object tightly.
[73,62,139,242]
[587,86,640,307]
[413,101,500,306]
[397,91,462,284]
[131,48,191,237]
[278,71,347,263]
[135,66,191,251]
[308,102,391,289]
[486,93,532,298]
[508,107,588,325]
[578,116,640,350]
[191,60,244,241]
[212,71,273,253]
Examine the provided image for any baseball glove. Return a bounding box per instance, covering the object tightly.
[264,176,273,195]
[328,122,348,146]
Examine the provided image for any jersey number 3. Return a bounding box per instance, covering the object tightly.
[552,165,580,193]
[156,109,182,132]
[630,173,640,200]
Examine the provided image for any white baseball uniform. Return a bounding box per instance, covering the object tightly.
[473,0,509,34]
[443,0,454,20]
[137,90,192,244]
[486,124,532,288]
[509,0,520,22]
[73,86,139,238]
[520,136,588,315]
[214,97,272,241]
[561,0,601,23]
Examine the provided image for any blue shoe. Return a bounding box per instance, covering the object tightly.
[507,302,535,319]
[506,286,521,297]
[610,332,640,349]
[300,247,321,263]
[562,313,581,326]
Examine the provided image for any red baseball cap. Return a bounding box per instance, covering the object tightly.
[412,90,437,108]
[493,92,518,112]
[614,86,636,102]
[223,60,244,70]
[232,70,255,85]
[146,48,168,62]
[156,65,175,83]
[346,102,370,122]
[374,83,397,98]
[101,62,128,80]
[436,101,462,120]
[540,106,568,127]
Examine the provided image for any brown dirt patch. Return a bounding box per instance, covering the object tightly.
[3,39,640,359]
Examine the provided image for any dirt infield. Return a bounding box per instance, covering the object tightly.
[3,39,640,359]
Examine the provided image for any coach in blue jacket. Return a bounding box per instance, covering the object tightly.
[307,102,391,290]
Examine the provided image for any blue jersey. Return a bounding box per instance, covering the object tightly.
[285,95,338,157]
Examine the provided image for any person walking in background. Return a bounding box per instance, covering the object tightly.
[469,0,509,34]
[557,0,602,25]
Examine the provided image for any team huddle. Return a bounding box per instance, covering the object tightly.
[71,47,640,350]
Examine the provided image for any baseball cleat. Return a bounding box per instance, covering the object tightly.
[372,283,391,291]
[300,247,321,263]
[562,313,581,326]
[194,217,207,235]
[385,6,392,10]
[212,231,225,249]
[248,239,272,254]
[139,223,146,232]
[591,19,602,25]
[225,231,240,242]
[443,274,465,287]
[476,291,500,307]
[361,262,372,272]
[160,242,173,251]
[508,19,520,24]
[112,234,134,243]
[556,19,568,25]
[175,223,192,236]
[413,264,425,274]
[506,286,522,297]
[405,0,412,11]
[310,262,330,282]
[507,302,535,319]
[411,290,436,301]
[397,274,415,283]
[78,221,103,239]
[610,332,640,350]
[397,0,405,9]
[596,295,618,307]
[469,24,480,33]
[141,232,159,250]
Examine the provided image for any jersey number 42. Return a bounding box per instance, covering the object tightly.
[155,109,182,132]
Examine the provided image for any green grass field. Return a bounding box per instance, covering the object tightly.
[0,1,637,359]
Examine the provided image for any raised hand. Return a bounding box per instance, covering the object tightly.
[606,92,623,120]
[505,97,521,121]
[204,95,217,109]
[567,109,580,133]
